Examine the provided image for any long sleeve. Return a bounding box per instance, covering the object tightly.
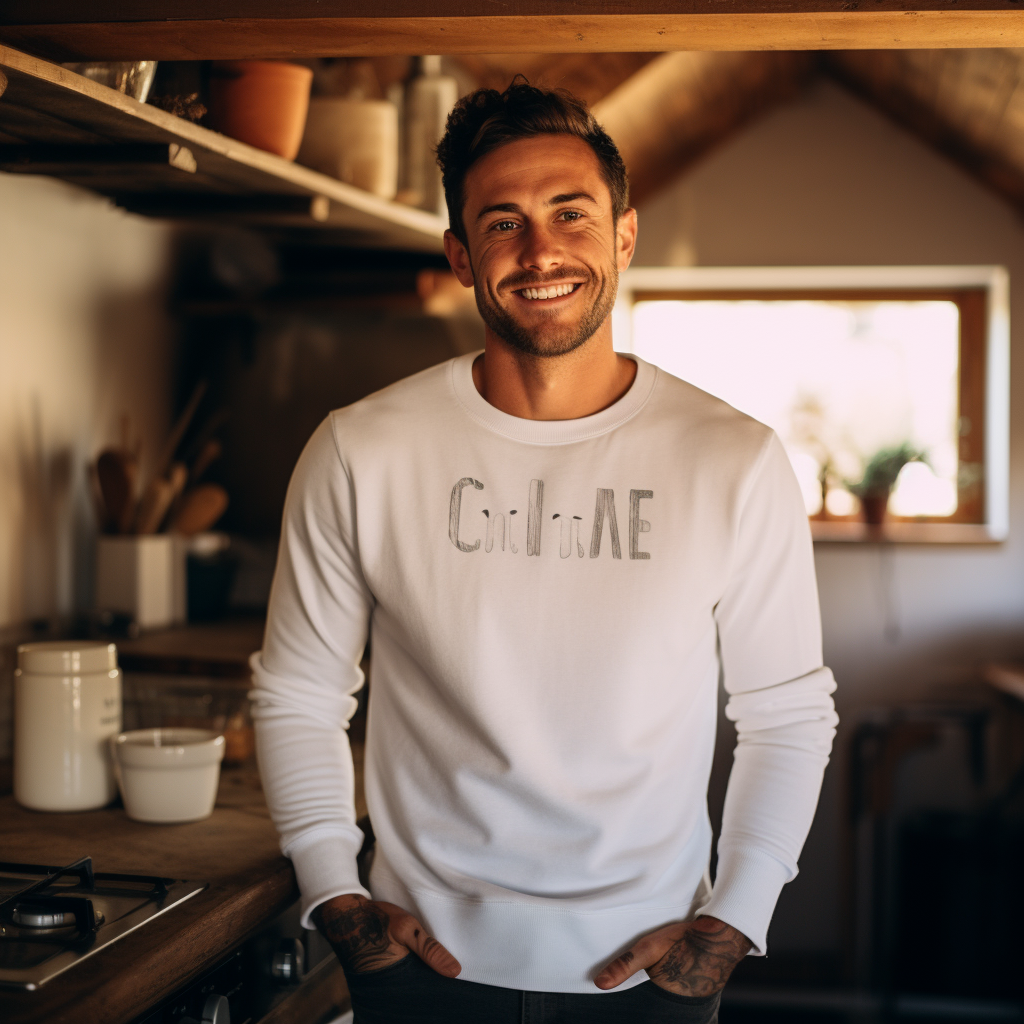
[700,433,838,954]
[250,417,373,927]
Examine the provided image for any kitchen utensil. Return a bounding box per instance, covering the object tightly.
[298,97,399,198]
[135,462,187,534]
[154,380,207,482]
[112,728,225,823]
[208,61,313,160]
[96,448,137,534]
[14,642,122,812]
[170,484,229,536]
[189,438,222,484]
[61,61,158,102]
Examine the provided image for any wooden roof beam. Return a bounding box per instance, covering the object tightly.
[593,50,816,206]
[1,4,1022,62]
[827,48,1024,212]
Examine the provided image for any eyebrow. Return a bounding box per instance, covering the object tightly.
[475,191,600,221]
[476,203,520,221]
[549,191,598,205]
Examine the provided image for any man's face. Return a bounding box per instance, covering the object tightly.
[444,135,636,358]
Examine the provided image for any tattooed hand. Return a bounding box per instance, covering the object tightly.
[594,916,752,995]
[311,894,462,978]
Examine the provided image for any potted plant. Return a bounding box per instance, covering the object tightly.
[847,443,928,525]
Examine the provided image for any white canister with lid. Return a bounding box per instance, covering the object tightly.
[14,641,122,811]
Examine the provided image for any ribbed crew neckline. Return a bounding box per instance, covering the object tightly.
[449,351,658,445]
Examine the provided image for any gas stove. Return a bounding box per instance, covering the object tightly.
[0,857,206,990]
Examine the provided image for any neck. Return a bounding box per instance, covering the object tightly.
[472,324,637,421]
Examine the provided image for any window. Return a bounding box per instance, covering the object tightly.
[614,267,1009,542]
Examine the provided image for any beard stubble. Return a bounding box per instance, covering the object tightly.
[474,264,618,359]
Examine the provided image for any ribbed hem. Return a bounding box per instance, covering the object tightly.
[698,846,793,955]
[449,351,659,445]
[370,866,705,994]
[286,828,371,928]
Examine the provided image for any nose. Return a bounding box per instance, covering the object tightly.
[517,221,564,273]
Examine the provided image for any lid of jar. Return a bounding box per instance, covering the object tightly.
[17,641,117,675]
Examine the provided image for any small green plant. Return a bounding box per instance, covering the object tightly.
[847,443,928,499]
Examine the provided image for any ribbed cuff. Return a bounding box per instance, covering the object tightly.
[698,846,793,955]
[286,828,371,929]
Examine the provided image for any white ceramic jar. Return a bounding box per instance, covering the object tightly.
[113,728,225,823]
[14,641,122,812]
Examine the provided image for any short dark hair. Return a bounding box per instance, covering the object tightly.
[436,78,629,245]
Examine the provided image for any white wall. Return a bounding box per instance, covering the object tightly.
[0,175,175,628]
[633,80,1024,957]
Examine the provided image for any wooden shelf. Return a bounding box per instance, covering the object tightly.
[810,519,1001,545]
[0,43,446,251]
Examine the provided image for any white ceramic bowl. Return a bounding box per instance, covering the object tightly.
[112,728,225,823]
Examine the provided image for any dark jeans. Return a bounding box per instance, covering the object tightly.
[346,954,721,1023]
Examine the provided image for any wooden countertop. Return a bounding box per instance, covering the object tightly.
[115,617,266,679]
[0,759,320,1024]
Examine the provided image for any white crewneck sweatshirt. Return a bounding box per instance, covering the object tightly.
[251,352,838,994]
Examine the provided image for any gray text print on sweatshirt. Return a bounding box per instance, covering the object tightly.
[448,478,653,560]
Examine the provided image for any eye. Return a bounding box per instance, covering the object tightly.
[558,210,583,223]
[491,219,519,232]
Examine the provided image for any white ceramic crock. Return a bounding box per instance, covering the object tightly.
[112,728,225,823]
[14,641,122,812]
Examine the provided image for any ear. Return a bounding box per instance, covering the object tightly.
[444,230,476,288]
[615,208,638,272]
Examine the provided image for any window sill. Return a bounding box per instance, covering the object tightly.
[810,520,1002,545]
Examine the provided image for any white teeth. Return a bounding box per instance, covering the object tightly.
[522,284,575,300]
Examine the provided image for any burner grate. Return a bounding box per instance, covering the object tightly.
[0,857,206,990]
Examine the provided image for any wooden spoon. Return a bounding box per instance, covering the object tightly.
[135,463,188,534]
[169,484,229,536]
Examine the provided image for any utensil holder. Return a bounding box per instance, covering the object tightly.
[96,535,187,629]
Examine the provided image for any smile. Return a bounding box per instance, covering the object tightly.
[517,283,581,301]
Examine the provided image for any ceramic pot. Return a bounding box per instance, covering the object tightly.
[298,97,399,198]
[113,728,225,823]
[860,490,891,526]
[208,61,313,160]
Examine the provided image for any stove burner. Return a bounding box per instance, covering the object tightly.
[12,905,105,930]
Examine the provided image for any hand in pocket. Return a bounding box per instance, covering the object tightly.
[595,915,751,997]
[312,894,462,977]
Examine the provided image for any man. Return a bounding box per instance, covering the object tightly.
[252,81,838,1023]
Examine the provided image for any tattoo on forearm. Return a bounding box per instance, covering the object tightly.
[312,900,395,973]
[648,919,752,997]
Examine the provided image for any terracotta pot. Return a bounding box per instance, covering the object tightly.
[860,490,891,526]
[208,61,313,160]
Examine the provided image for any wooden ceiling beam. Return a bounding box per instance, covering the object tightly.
[451,53,660,109]
[593,51,816,205]
[827,49,1024,211]
[1,6,1022,62]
